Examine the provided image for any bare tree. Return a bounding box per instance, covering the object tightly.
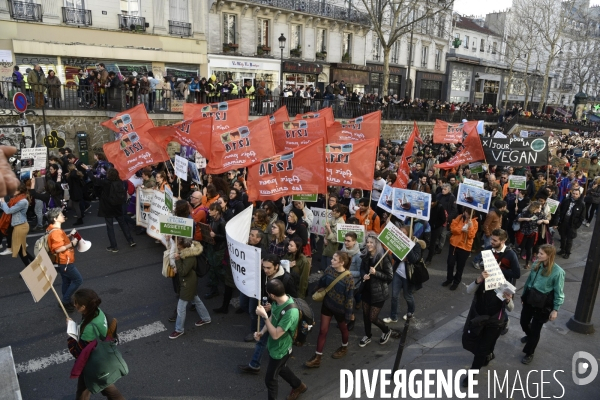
[355,0,454,97]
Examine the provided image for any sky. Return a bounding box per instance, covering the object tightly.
[453,0,600,17]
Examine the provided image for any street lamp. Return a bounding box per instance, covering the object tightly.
[278,33,286,91]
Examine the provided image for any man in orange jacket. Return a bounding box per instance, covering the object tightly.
[355,197,381,234]
[442,209,478,291]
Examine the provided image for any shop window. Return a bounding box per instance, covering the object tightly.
[223,14,237,45]
[343,33,352,63]
[451,69,471,91]
[421,46,428,68]
[258,19,269,47]
[120,0,140,15]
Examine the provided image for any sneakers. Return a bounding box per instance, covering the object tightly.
[106,247,119,253]
[404,313,413,320]
[0,248,12,255]
[195,319,211,327]
[471,261,481,270]
[169,331,184,339]
[129,242,137,247]
[238,364,260,374]
[383,317,398,324]
[359,336,371,347]
[380,330,392,345]
[585,221,591,227]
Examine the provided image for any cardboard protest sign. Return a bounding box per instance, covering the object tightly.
[135,187,154,228]
[378,222,415,261]
[226,205,262,299]
[337,224,366,244]
[508,175,527,190]
[325,138,378,190]
[20,248,57,302]
[20,147,47,171]
[577,158,591,173]
[101,104,154,137]
[481,250,505,290]
[456,183,492,213]
[183,98,249,134]
[469,162,483,174]
[164,187,173,211]
[174,155,188,181]
[207,116,276,174]
[295,107,334,126]
[391,188,431,221]
[271,117,328,153]
[546,198,560,214]
[463,178,484,189]
[481,136,548,167]
[292,194,318,202]
[159,215,194,238]
[433,120,478,144]
[310,207,333,236]
[493,131,507,138]
[246,139,326,202]
[325,111,382,142]
[147,190,171,245]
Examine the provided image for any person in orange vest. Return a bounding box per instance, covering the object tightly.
[442,209,478,291]
[354,197,381,234]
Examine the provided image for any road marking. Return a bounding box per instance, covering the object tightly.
[27,222,124,238]
[15,321,166,374]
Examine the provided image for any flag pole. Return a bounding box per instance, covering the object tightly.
[40,265,70,319]
[409,217,414,239]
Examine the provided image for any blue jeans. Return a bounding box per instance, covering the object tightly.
[175,296,211,333]
[105,216,134,249]
[34,199,43,227]
[250,318,267,368]
[390,273,414,320]
[472,235,492,264]
[56,264,83,304]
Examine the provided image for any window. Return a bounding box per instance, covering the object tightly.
[391,41,399,64]
[316,28,326,53]
[421,45,429,67]
[480,38,485,52]
[451,69,471,91]
[407,42,415,65]
[66,0,85,9]
[472,38,477,51]
[492,42,497,54]
[343,33,352,60]
[372,37,381,61]
[120,0,140,15]
[223,14,236,44]
[169,0,188,22]
[437,16,445,37]
[257,19,269,46]
[291,24,302,50]
[435,48,442,71]
[464,35,469,49]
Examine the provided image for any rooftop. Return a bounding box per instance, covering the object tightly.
[455,16,501,37]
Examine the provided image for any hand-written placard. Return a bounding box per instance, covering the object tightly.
[174,155,188,181]
[310,207,333,236]
[546,198,560,214]
[378,222,415,261]
[481,250,505,290]
[469,162,483,174]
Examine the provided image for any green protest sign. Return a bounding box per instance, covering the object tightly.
[469,162,484,174]
[508,175,527,190]
[292,194,318,202]
[336,224,366,244]
[159,215,194,238]
[377,222,415,261]
[165,187,173,211]
[546,198,560,214]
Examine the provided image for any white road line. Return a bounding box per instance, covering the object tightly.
[27,223,120,238]
[15,321,166,374]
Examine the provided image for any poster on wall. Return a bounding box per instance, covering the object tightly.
[0,125,36,150]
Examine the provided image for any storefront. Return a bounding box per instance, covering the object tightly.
[365,64,406,96]
[329,64,369,95]
[208,55,280,92]
[282,61,324,91]
[415,71,444,101]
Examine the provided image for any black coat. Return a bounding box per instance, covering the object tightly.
[429,203,447,230]
[436,192,458,221]
[98,180,124,218]
[67,170,85,201]
[360,251,393,304]
[558,196,585,234]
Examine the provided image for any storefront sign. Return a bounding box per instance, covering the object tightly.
[331,68,369,85]
[366,63,404,75]
[230,60,263,69]
[419,73,444,81]
[282,61,323,74]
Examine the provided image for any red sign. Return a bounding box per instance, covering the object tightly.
[272,117,328,153]
[325,138,378,190]
[247,138,326,202]
[392,123,418,188]
[326,111,381,142]
[13,92,27,113]
[101,104,154,136]
[295,107,334,127]
[436,125,485,170]
[147,117,213,157]
[183,98,249,134]
[433,120,478,144]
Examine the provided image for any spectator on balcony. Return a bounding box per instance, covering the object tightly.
[28,64,46,108]
[106,71,122,110]
[97,63,109,109]
[147,72,160,113]
[158,76,171,111]
[124,75,139,108]
[177,78,189,101]
[46,70,61,109]
[139,75,150,111]
[12,66,24,94]
[188,76,200,103]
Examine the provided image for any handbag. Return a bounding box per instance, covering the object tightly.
[162,250,176,278]
[512,221,521,231]
[522,267,553,309]
[312,271,350,302]
[407,259,430,287]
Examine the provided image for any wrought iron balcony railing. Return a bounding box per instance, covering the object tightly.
[169,20,192,36]
[8,0,42,22]
[62,7,92,26]
[119,14,147,32]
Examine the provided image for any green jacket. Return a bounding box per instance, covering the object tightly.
[522,262,565,311]
[175,241,203,301]
[587,162,600,179]
[284,253,310,298]
[28,69,46,92]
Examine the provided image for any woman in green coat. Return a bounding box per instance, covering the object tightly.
[320,204,348,272]
[284,236,311,298]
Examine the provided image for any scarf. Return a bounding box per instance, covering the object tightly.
[342,242,360,257]
[0,193,27,234]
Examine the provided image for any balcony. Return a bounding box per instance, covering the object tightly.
[169,20,192,36]
[62,7,92,26]
[119,14,147,32]
[316,51,327,61]
[8,0,42,22]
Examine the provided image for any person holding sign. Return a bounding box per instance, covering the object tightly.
[442,209,478,291]
[461,270,513,388]
[320,204,347,274]
[519,244,565,365]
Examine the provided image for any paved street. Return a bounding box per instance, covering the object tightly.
[1,202,599,399]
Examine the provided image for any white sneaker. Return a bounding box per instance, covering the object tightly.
[0,248,12,255]
[403,313,414,320]
[383,317,398,323]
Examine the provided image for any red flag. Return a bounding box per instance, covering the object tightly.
[271,117,327,153]
[246,138,326,202]
[101,104,154,136]
[295,107,334,127]
[270,106,289,125]
[206,116,276,174]
[325,139,378,190]
[103,121,169,179]
[433,120,478,144]
[436,125,485,170]
[414,121,424,145]
[326,111,382,142]
[147,117,212,157]
[183,98,249,132]
[392,124,418,188]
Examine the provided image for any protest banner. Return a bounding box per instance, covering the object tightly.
[546,198,560,214]
[226,205,262,299]
[147,190,171,244]
[391,188,431,221]
[148,117,213,158]
[436,124,485,170]
[481,250,505,290]
[159,215,193,238]
[20,248,57,302]
[508,175,527,190]
[336,224,366,244]
[393,122,418,188]
[246,139,326,202]
[174,155,188,181]
[310,207,333,236]
[325,138,378,190]
[433,120,478,144]
[188,161,201,184]
[195,151,207,169]
[183,98,249,133]
[271,117,328,153]
[135,187,154,228]
[20,147,47,171]
[456,183,492,213]
[325,111,382,142]
[171,100,184,113]
[481,136,548,167]
[292,194,318,202]
[377,184,395,214]
[469,162,483,174]
[269,105,289,125]
[577,158,591,173]
[378,222,415,261]
[463,178,484,189]
[520,130,529,138]
[295,107,334,126]
[207,116,276,174]
[164,186,173,210]
[101,104,154,136]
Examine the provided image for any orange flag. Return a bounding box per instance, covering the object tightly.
[433,120,478,144]
[392,122,418,189]
[271,117,328,153]
[326,111,381,142]
[147,117,213,157]
[101,104,154,136]
[295,107,334,127]
[270,106,289,125]
[103,120,169,179]
[247,138,326,202]
[325,138,378,190]
[206,116,276,175]
[183,98,249,133]
[436,125,485,170]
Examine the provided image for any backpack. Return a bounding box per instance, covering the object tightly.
[280,298,315,347]
[107,181,127,206]
[34,228,59,263]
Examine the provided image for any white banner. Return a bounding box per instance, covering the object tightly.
[147,190,171,245]
[174,155,188,181]
[225,205,261,299]
[310,207,333,236]
[135,187,154,228]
